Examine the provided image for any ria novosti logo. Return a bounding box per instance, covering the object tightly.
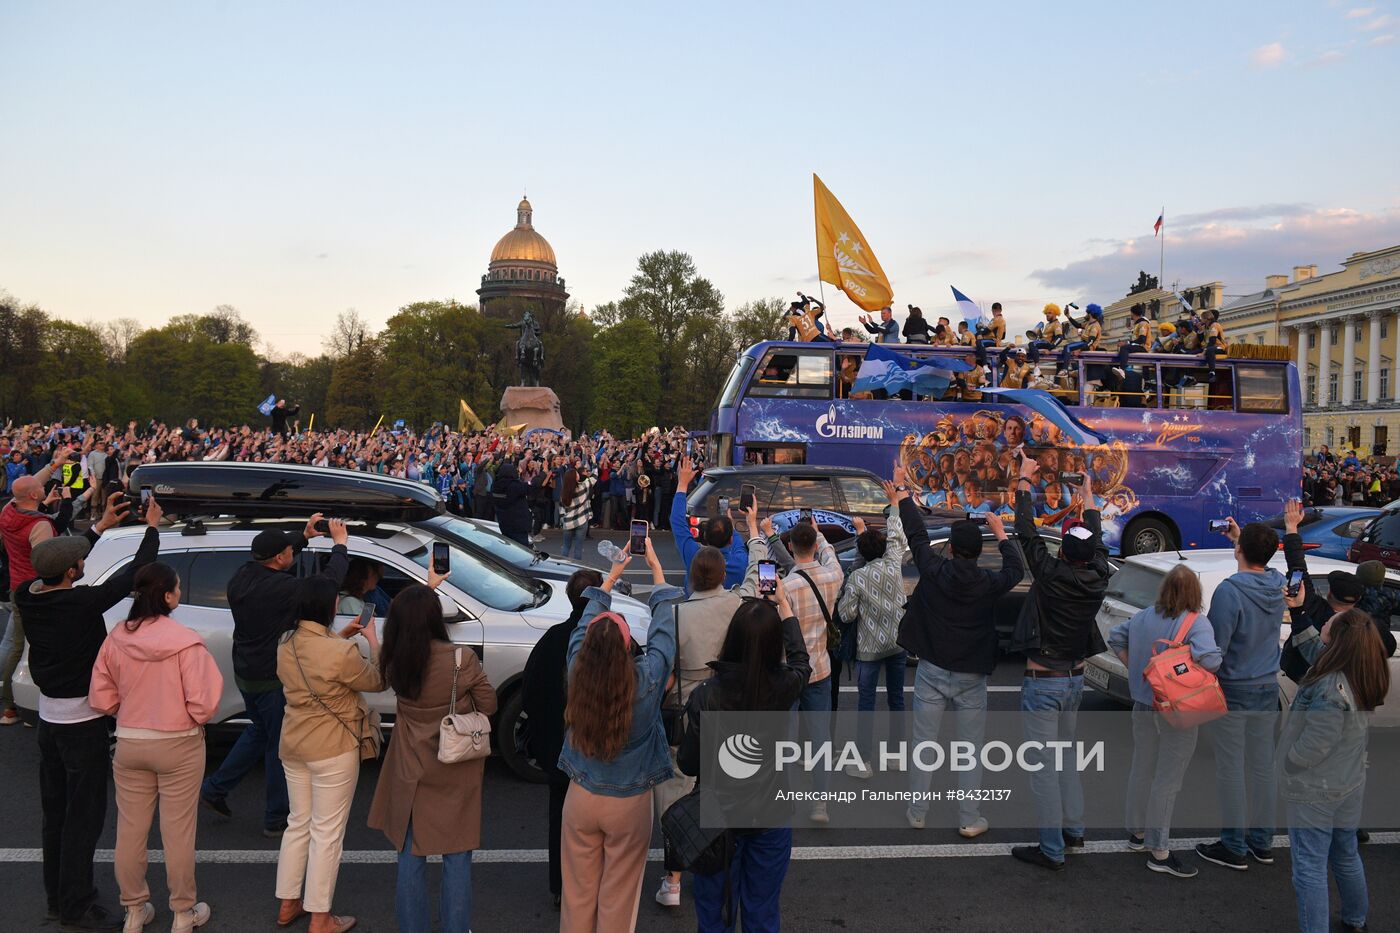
[717,734,764,780]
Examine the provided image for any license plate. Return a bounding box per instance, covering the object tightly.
[1083,664,1111,691]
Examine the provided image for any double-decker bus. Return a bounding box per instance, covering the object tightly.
[707,340,1300,555]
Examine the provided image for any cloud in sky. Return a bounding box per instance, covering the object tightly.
[1303,48,1349,68]
[1363,13,1394,29]
[1030,205,1400,298]
[1346,6,1376,17]
[1373,32,1397,43]
[1251,41,1287,66]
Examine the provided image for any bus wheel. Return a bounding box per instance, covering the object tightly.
[1123,517,1176,556]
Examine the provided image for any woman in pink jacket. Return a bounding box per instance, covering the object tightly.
[90,562,223,933]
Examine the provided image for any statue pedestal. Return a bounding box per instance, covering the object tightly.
[500,386,563,433]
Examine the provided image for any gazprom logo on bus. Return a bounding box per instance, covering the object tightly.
[815,404,884,440]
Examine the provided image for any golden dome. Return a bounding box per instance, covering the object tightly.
[489,196,557,267]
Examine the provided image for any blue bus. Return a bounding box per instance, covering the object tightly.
[707,341,1301,555]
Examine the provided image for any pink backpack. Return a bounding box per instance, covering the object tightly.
[1141,612,1228,728]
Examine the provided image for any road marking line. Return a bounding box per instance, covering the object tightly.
[836,686,1024,693]
[3,834,1396,865]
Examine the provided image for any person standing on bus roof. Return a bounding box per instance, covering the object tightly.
[902,306,932,344]
[859,308,899,343]
[670,458,747,593]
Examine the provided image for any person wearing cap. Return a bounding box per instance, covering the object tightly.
[893,464,1023,837]
[17,490,162,931]
[1280,502,1396,683]
[557,539,678,933]
[1000,346,1032,389]
[199,514,350,838]
[1009,454,1112,871]
[1056,302,1104,371]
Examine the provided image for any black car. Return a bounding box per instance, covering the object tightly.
[685,464,892,542]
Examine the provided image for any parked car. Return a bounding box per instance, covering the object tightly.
[1347,508,1400,570]
[1260,506,1378,561]
[11,463,650,783]
[685,464,893,543]
[831,518,1077,651]
[1084,549,1400,726]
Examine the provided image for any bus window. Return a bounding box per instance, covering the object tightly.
[745,445,806,465]
[716,356,754,410]
[748,347,834,399]
[837,354,861,398]
[1163,365,1232,411]
[1235,366,1288,414]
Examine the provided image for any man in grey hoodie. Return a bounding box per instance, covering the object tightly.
[1196,518,1284,871]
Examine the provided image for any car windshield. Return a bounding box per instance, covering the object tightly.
[432,515,537,565]
[1105,563,1167,607]
[405,542,542,612]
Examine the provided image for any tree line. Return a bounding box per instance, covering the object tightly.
[0,250,788,436]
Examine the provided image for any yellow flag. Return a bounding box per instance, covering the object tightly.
[458,399,485,433]
[813,174,894,311]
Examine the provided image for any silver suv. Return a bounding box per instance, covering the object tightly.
[11,517,648,782]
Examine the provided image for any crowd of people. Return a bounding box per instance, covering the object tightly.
[0,414,1393,933]
[1303,445,1400,508]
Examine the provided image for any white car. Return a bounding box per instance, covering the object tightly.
[1085,549,1400,726]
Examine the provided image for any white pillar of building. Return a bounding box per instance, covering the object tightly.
[1342,316,1357,406]
[1319,322,1333,405]
[1296,324,1309,380]
[1368,310,1383,404]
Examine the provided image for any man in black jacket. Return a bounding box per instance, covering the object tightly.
[19,491,162,931]
[199,514,349,836]
[894,465,1023,837]
[270,399,299,438]
[1008,455,1112,871]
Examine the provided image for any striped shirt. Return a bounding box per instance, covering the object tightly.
[560,475,595,531]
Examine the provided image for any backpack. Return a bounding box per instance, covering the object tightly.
[1141,612,1228,729]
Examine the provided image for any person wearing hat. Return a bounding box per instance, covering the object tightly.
[17,490,163,931]
[1009,455,1113,871]
[892,466,1023,837]
[1001,346,1032,389]
[1280,502,1397,683]
[1025,303,1063,368]
[199,514,350,840]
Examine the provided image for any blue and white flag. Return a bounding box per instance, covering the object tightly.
[1178,293,1194,317]
[951,286,983,326]
[977,387,1105,447]
[257,394,277,417]
[853,343,974,398]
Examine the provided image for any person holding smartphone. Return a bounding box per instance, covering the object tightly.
[670,458,748,593]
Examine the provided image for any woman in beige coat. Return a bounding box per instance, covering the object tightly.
[368,579,495,932]
[275,575,384,933]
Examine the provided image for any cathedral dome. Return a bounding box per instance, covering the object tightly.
[488,197,557,267]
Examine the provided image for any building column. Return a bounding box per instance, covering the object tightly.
[1368,310,1383,404]
[1318,322,1332,405]
[1342,316,1357,406]
[1295,323,1308,380]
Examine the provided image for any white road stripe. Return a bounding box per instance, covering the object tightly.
[3,834,1396,865]
[837,685,1024,693]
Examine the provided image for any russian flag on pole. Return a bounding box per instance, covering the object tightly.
[951,286,983,326]
[1153,213,1163,236]
[852,343,974,398]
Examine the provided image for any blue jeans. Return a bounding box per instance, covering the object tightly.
[561,525,585,560]
[200,687,290,829]
[692,827,791,933]
[1020,674,1085,862]
[1209,682,1277,856]
[0,601,24,708]
[1125,703,1198,851]
[855,652,907,758]
[907,662,987,825]
[1288,790,1366,933]
[795,677,831,794]
[396,821,473,933]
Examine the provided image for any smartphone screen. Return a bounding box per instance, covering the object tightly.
[139,485,152,515]
[1209,519,1230,534]
[432,541,450,575]
[357,603,374,628]
[718,497,730,514]
[740,483,757,512]
[965,511,987,524]
[629,520,649,556]
[799,507,814,525]
[757,560,778,595]
[1287,569,1304,597]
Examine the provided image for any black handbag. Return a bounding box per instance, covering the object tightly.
[660,787,731,875]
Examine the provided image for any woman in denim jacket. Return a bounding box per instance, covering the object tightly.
[558,539,679,933]
[1279,596,1391,933]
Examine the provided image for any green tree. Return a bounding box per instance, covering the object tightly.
[32,320,113,423]
[325,339,382,428]
[125,323,261,425]
[377,301,489,430]
[730,298,788,351]
[0,293,50,422]
[590,319,660,436]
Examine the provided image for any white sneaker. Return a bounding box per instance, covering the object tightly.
[906,808,925,829]
[123,903,154,933]
[809,802,829,824]
[1031,366,1042,380]
[843,763,872,780]
[653,876,681,908]
[1111,367,1125,381]
[958,817,989,839]
[171,902,210,933]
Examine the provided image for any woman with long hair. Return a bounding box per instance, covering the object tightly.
[1278,598,1390,933]
[368,575,494,933]
[1107,564,1221,878]
[677,581,812,931]
[275,575,384,933]
[89,562,223,933]
[558,540,678,933]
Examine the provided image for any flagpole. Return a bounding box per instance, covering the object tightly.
[1159,205,1165,295]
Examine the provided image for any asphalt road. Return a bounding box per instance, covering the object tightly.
[2,527,1397,932]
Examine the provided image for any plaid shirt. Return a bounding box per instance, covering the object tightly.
[836,519,908,661]
[784,535,843,683]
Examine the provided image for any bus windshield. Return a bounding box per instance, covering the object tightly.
[709,341,1301,556]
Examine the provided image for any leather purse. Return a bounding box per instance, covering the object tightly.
[439,647,492,763]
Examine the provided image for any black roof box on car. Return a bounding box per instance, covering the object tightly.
[130,461,446,522]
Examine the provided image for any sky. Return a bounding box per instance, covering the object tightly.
[2,0,1398,357]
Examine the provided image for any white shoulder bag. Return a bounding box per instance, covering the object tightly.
[438,647,492,763]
